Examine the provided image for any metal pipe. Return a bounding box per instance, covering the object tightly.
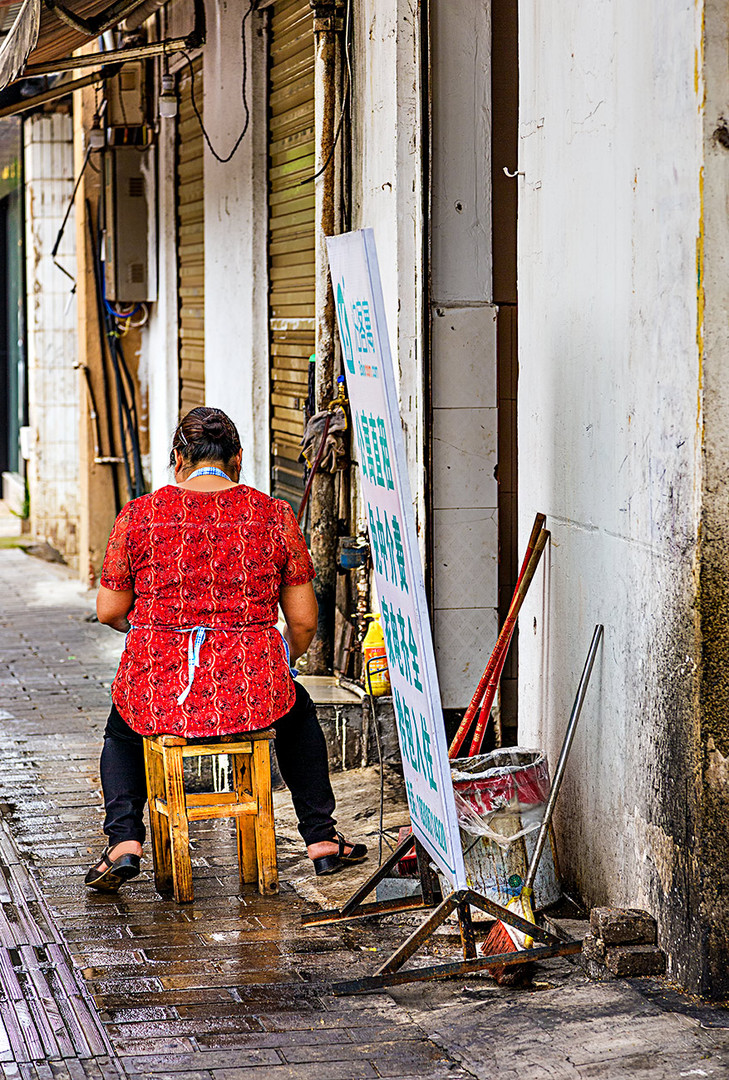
[0,68,113,117]
[24,36,192,76]
[307,1,343,673]
[525,623,604,891]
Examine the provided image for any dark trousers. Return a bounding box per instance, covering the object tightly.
[100,681,337,848]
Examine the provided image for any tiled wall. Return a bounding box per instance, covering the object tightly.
[24,112,80,564]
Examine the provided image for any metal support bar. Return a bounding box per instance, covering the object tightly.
[376,890,463,975]
[24,0,205,78]
[330,940,584,994]
[25,37,191,76]
[415,840,439,907]
[461,889,559,946]
[301,895,430,927]
[457,900,477,959]
[339,833,414,916]
[0,68,116,118]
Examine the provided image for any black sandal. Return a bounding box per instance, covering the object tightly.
[312,832,368,876]
[84,846,141,893]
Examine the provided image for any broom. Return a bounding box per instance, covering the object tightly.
[448,513,547,759]
[481,624,605,982]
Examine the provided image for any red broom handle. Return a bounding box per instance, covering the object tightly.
[467,528,549,756]
[448,513,546,759]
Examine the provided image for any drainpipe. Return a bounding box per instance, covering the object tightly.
[307,0,343,673]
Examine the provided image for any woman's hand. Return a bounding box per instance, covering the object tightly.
[280,581,318,662]
[97,586,135,633]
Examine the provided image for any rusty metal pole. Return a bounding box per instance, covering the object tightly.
[308,1,343,672]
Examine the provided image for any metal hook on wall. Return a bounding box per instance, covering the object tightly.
[503,166,525,178]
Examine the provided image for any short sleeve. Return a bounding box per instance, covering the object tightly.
[278,501,315,586]
[100,501,135,591]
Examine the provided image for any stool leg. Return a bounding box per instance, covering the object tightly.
[162,744,193,903]
[143,741,173,896]
[232,751,257,888]
[252,741,278,895]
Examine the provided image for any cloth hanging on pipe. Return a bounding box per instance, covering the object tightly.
[299,408,348,474]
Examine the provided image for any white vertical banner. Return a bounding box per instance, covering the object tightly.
[327,229,466,890]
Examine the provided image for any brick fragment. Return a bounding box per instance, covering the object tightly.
[604,944,666,977]
[589,907,657,945]
[581,932,606,963]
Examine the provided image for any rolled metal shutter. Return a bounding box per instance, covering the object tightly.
[268,0,315,509]
[177,57,205,417]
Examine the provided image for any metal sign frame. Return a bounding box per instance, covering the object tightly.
[326,229,466,890]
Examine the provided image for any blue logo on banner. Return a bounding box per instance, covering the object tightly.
[336,282,355,374]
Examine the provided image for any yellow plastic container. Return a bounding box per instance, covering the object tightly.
[362,614,391,696]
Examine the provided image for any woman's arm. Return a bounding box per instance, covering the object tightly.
[279,581,318,663]
[97,586,135,633]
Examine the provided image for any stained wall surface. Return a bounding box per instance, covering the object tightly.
[24,112,80,565]
[516,1,715,989]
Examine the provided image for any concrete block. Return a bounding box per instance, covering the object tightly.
[581,932,606,963]
[580,955,615,981]
[589,906,657,945]
[604,944,667,977]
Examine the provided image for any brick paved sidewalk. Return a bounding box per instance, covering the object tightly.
[1,547,728,1080]
[0,549,472,1080]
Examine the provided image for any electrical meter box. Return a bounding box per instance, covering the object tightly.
[103,146,157,303]
[106,62,147,128]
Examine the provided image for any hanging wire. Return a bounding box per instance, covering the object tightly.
[178,0,255,165]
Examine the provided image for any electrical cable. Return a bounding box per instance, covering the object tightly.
[177,0,255,165]
[51,143,93,290]
[85,198,122,514]
[89,197,145,503]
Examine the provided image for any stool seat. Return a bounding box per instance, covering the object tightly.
[142,728,278,903]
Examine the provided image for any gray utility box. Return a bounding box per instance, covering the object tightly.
[104,146,157,303]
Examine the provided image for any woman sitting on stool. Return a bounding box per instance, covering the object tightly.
[85,406,367,892]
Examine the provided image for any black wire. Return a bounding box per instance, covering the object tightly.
[85,199,122,514]
[178,0,255,165]
[114,334,145,496]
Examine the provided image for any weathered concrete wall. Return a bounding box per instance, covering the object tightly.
[24,112,80,565]
[696,0,729,999]
[516,1,718,992]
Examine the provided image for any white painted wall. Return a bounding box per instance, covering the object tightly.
[145,114,178,490]
[24,112,81,564]
[350,0,425,538]
[202,2,270,493]
[517,2,703,912]
[146,0,270,493]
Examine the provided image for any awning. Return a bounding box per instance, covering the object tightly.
[0,0,201,93]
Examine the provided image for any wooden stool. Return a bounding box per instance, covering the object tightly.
[142,729,278,903]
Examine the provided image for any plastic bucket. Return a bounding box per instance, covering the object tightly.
[448,747,561,910]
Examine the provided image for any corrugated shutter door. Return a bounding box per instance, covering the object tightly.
[177,57,205,417]
[268,0,315,510]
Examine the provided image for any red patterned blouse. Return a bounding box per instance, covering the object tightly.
[100,485,315,738]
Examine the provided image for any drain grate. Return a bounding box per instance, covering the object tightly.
[0,818,122,1073]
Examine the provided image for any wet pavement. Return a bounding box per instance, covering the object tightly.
[1,542,728,1080]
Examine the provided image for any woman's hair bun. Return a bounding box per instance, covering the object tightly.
[202,414,225,438]
[170,406,242,468]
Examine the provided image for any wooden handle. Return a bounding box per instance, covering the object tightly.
[448,513,546,759]
[466,528,549,757]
